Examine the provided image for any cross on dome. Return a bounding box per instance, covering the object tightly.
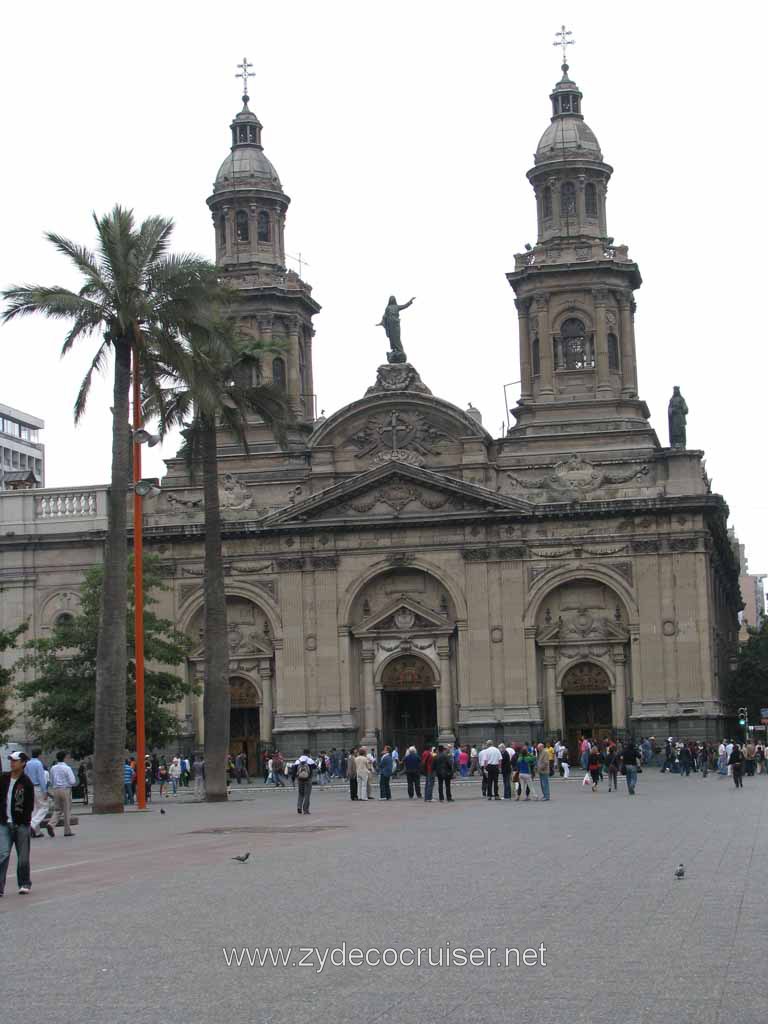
[235,57,255,102]
[553,24,574,68]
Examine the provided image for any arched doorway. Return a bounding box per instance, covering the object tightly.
[229,676,261,775]
[562,662,613,764]
[380,655,438,754]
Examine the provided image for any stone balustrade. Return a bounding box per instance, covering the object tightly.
[0,485,109,536]
[36,491,98,518]
[513,240,631,271]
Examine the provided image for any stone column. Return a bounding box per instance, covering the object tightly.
[550,176,560,228]
[360,645,376,748]
[534,292,554,398]
[619,296,637,397]
[374,687,383,739]
[258,661,273,745]
[593,288,612,394]
[598,182,608,238]
[437,642,455,744]
[612,649,627,730]
[543,650,561,736]
[576,175,586,231]
[515,298,533,400]
[286,315,303,416]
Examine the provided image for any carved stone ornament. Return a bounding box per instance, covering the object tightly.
[228,624,269,655]
[347,410,447,462]
[343,483,455,516]
[311,555,339,570]
[394,608,416,630]
[507,455,649,501]
[219,473,254,511]
[364,362,432,397]
[490,626,503,643]
[305,634,317,651]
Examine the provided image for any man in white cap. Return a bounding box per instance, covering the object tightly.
[0,751,35,895]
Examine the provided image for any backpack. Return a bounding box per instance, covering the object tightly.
[297,761,311,781]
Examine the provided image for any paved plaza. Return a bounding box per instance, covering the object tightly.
[2,772,767,1023]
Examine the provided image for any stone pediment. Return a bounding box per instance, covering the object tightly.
[264,462,531,526]
[353,595,451,637]
[537,609,629,646]
[190,623,273,661]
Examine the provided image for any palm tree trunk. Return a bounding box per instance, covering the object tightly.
[202,418,229,801]
[93,339,131,813]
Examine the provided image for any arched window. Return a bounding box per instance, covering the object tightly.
[218,215,226,247]
[572,96,580,114]
[608,333,620,371]
[251,359,262,387]
[559,317,593,369]
[54,612,74,630]
[248,125,257,144]
[257,210,271,242]
[543,187,552,219]
[585,182,597,217]
[272,357,286,390]
[560,181,577,217]
[235,210,249,242]
[532,337,540,377]
[560,94,571,113]
[238,125,248,143]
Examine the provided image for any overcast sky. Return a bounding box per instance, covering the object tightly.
[2,1,766,581]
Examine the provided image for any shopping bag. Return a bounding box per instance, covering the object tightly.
[582,772,591,786]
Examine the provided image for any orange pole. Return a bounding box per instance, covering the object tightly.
[132,339,146,809]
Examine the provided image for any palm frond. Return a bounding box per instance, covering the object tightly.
[74,340,110,422]
[1,285,99,324]
[44,233,107,294]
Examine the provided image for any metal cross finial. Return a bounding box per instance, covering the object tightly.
[553,25,574,65]
[236,57,255,98]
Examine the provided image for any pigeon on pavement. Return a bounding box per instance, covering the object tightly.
[674,863,685,879]
[160,808,166,815]
[232,852,251,863]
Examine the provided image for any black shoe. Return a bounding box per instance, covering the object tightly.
[304,811,310,815]
[298,809,302,814]
[46,824,55,837]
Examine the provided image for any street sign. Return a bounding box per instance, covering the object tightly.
[752,725,766,732]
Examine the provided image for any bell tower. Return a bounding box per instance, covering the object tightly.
[506,33,656,454]
[206,59,320,428]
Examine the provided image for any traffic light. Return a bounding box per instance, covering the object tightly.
[738,707,748,726]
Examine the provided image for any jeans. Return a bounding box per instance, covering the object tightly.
[123,782,134,805]
[502,772,512,799]
[171,778,178,794]
[406,772,421,798]
[424,774,435,801]
[0,823,31,892]
[297,779,313,812]
[380,775,392,800]
[581,751,589,770]
[625,765,638,794]
[539,772,550,800]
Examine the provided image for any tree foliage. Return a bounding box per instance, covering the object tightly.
[0,621,27,743]
[726,621,768,723]
[18,556,197,757]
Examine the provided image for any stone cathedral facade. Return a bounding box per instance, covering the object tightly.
[0,62,741,759]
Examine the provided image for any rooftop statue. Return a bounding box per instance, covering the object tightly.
[377,295,415,364]
[668,386,688,449]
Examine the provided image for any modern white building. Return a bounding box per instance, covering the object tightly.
[0,403,44,491]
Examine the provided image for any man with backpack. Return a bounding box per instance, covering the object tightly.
[294,750,316,814]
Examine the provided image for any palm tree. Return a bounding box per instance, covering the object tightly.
[147,328,291,800]
[2,206,223,813]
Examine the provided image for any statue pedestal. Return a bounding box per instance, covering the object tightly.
[365,362,432,397]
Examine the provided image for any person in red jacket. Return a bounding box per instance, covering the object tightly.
[0,751,35,895]
[421,746,436,802]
